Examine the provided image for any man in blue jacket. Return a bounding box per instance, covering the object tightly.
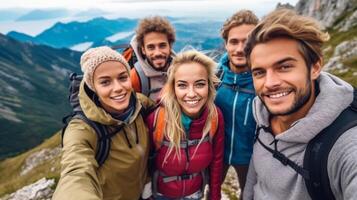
[215,10,258,196]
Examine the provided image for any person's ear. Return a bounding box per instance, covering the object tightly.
[141,46,146,56]
[311,58,322,80]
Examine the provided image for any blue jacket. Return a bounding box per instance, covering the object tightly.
[215,53,256,165]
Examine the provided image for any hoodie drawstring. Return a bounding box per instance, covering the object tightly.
[255,126,310,179]
[123,128,133,148]
[122,121,140,148]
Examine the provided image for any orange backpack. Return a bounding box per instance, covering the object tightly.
[152,107,219,150]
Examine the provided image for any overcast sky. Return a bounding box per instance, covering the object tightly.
[0,0,299,35]
[0,0,299,13]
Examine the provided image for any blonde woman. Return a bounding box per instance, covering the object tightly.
[53,46,154,200]
[146,50,224,200]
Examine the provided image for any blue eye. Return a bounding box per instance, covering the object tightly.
[100,80,110,86]
[196,83,206,88]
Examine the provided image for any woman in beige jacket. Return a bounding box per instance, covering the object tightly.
[53,46,154,200]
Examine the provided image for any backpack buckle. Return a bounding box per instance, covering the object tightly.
[180,174,191,180]
[273,151,289,166]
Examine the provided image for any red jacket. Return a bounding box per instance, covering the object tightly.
[146,106,224,199]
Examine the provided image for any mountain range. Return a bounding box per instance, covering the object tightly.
[7,17,224,52]
[0,16,224,160]
[0,34,81,159]
[0,0,356,198]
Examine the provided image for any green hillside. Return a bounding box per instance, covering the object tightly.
[0,34,81,159]
[0,133,61,197]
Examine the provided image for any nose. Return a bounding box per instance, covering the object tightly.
[187,86,197,98]
[113,80,123,92]
[236,41,245,54]
[264,70,281,89]
[153,47,162,56]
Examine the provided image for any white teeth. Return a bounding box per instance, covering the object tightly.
[112,94,125,100]
[269,92,289,98]
[185,100,199,105]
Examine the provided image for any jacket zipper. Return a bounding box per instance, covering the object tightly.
[229,75,239,164]
[244,98,251,126]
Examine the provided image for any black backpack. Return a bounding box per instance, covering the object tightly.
[61,73,118,166]
[61,73,152,166]
[256,89,357,200]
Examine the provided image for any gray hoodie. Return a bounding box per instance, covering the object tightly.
[243,72,357,200]
[130,35,175,101]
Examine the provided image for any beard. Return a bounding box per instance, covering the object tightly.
[147,55,170,70]
[230,52,248,69]
[261,77,313,116]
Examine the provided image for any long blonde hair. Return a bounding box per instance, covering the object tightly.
[160,50,219,160]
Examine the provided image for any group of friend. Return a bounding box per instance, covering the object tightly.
[52,8,357,200]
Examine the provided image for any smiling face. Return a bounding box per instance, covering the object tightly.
[141,32,171,70]
[174,62,209,118]
[225,24,256,73]
[250,38,321,117]
[93,61,132,114]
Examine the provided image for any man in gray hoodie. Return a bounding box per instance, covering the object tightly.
[243,9,357,200]
[129,16,176,102]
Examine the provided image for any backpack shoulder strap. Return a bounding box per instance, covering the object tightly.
[304,89,357,200]
[153,107,165,150]
[134,62,150,96]
[209,107,219,140]
[122,45,137,68]
[122,46,133,61]
[130,68,142,93]
[62,112,113,167]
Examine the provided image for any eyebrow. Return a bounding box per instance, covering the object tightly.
[275,57,298,65]
[252,57,298,71]
[97,71,128,80]
[195,79,207,83]
[176,79,207,83]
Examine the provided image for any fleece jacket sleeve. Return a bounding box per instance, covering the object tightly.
[52,119,102,200]
[328,126,357,200]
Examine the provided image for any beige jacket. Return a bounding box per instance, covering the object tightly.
[53,81,154,200]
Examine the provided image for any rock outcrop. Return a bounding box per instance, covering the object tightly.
[294,0,357,77]
[21,147,61,176]
[0,178,55,200]
[295,0,356,29]
[324,39,357,71]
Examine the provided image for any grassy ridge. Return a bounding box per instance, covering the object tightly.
[0,133,61,197]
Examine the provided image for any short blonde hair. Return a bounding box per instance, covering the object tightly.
[221,10,259,42]
[245,9,330,69]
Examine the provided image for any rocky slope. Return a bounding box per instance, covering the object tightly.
[295,0,357,86]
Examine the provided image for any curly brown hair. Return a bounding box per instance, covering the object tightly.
[244,9,330,69]
[221,10,259,42]
[136,16,176,48]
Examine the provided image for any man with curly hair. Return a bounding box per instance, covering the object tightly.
[129,16,176,101]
